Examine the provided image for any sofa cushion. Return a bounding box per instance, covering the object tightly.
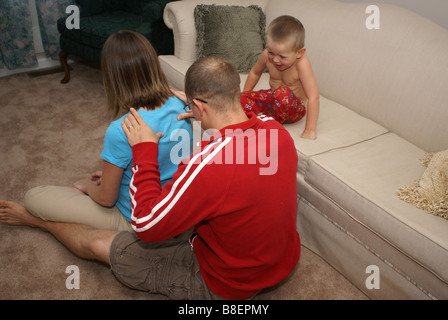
[194,4,266,73]
[284,95,388,175]
[305,133,448,286]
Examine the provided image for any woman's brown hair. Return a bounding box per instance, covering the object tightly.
[101,30,172,118]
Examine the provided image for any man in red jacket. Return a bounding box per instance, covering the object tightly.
[0,56,300,300]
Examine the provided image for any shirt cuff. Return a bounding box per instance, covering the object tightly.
[131,142,159,165]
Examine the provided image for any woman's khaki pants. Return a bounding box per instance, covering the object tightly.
[24,185,133,232]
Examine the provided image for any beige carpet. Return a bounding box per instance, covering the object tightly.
[0,62,368,300]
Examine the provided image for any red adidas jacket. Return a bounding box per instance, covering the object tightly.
[129,113,301,299]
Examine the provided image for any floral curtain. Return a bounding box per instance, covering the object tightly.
[0,0,74,70]
[35,0,74,60]
[0,0,37,69]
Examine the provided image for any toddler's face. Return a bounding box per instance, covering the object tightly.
[266,40,302,71]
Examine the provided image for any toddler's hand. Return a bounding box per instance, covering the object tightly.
[301,129,316,140]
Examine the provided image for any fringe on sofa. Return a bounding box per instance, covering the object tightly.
[397,150,448,220]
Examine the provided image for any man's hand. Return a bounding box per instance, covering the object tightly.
[171,89,194,121]
[122,108,164,147]
[171,88,187,103]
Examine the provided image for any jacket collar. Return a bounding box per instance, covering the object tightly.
[200,112,259,148]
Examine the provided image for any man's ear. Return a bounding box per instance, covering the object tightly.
[194,98,206,117]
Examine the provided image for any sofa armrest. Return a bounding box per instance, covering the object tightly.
[163,0,269,62]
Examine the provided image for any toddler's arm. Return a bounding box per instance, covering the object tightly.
[298,55,319,140]
[243,49,268,92]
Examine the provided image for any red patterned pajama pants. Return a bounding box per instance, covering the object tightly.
[240,86,306,124]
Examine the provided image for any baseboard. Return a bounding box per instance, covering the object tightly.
[0,55,74,79]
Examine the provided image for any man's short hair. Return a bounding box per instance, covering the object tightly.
[266,15,305,51]
[185,56,241,112]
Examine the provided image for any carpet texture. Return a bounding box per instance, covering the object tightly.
[0,63,368,300]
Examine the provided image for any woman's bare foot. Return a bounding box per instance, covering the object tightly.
[0,200,45,229]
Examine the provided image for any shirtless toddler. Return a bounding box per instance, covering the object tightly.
[241,15,320,139]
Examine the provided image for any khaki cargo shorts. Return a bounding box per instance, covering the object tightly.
[109,231,223,300]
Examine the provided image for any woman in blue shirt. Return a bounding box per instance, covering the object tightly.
[21,31,193,231]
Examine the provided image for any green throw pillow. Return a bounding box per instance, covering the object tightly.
[194,4,266,73]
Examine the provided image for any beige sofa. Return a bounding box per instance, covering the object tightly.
[159,0,448,299]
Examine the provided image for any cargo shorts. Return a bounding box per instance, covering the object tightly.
[109,231,223,300]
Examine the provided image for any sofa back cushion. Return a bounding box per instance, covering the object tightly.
[77,0,160,16]
[77,0,123,17]
[266,0,448,152]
